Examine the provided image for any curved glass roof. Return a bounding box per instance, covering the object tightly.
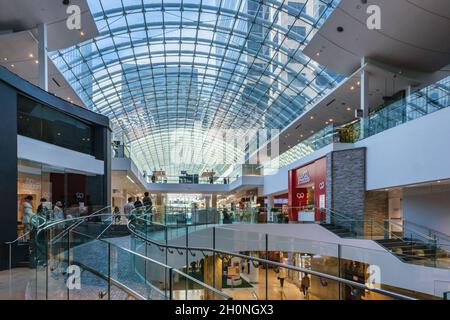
[51,0,343,176]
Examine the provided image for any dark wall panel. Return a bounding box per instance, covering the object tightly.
[0,81,18,270]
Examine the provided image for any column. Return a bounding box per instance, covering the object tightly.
[37,23,48,91]
[203,255,222,299]
[266,196,274,222]
[247,252,260,283]
[211,194,217,208]
[359,57,369,140]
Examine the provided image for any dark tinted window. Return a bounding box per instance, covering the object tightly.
[17,95,94,155]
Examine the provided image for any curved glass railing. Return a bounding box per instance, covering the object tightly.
[127,208,439,300]
[5,210,231,300]
[265,76,450,173]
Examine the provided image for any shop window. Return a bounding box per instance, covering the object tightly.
[17,159,105,237]
[17,95,94,155]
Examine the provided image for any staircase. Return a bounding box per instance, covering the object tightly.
[320,223,356,238]
[376,238,450,268]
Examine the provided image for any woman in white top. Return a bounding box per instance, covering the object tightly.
[22,195,35,238]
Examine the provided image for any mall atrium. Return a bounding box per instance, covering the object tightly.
[0,0,449,301]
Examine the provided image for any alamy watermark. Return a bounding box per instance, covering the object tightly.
[66,4,82,30]
[366,4,381,30]
[66,265,81,290]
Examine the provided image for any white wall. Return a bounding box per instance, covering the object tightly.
[18,135,104,175]
[356,107,450,190]
[403,185,450,236]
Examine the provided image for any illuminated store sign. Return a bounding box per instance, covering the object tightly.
[298,170,311,185]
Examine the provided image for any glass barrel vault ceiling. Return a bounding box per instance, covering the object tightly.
[51,0,343,176]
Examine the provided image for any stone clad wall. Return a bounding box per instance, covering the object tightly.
[326,148,366,231]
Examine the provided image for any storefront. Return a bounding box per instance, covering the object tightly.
[0,66,111,270]
[288,157,327,222]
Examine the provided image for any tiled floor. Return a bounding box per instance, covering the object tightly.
[0,268,33,300]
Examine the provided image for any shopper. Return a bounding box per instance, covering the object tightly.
[113,206,121,223]
[124,197,135,219]
[301,274,310,298]
[134,196,143,209]
[278,266,287,289]
[22,195,35,238]
[53,201,64,220]
[37,198,46,214]
[143,192,152,208]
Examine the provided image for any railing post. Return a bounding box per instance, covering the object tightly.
[8,243,12,270]
[67,230,70,300]
[45,229,49,300]
[107,242,111,300]
[169,268,173,300]
[185,225,189,299]
[212,227,216,289]
[265,233,268,300]
[338,244,342,300]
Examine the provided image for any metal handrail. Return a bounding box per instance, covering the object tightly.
[70,228,231,300]
[31,212,231,301]
[385,219,435,242]
[50,205,112,244]
[404,220,450,239]
[127,217,417,300]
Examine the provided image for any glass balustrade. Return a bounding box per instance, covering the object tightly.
[5,205,446,300]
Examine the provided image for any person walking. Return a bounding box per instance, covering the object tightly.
[301,274,310,298]
[278,266,287,289]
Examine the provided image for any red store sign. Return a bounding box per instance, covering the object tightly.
[288,157,327,222]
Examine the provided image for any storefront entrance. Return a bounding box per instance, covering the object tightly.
[288,157,327,222]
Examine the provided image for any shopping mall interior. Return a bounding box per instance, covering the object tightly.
[0,0,449,302]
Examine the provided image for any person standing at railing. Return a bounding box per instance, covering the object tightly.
[134,197,143,209]
[143,192,153,221]
[52,201,64,220]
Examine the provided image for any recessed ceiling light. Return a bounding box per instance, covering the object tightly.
[316,52,320,57]
[437,180,441,183]
[35,60,39,64]
[10,64,15,68]
[329,119,333,122]
[80,31,85,37]
[29,53,34,58]
[311,130,314,133]
[346,107,352,111]
[325,121,329,125]
[310,116,314,120]
[357,81,361,86]
[350,86,355,90]
[3,57,7,61]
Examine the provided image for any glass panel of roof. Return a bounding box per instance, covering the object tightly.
[50,0,343,176]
